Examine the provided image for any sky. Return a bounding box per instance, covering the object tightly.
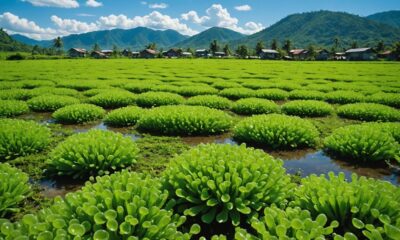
[0,0,399,40]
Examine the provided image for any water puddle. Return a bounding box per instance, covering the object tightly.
[38,178,85,198]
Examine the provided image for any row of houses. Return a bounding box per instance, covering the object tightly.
[68,47,398,61]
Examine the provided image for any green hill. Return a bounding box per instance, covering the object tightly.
[173,27,244,49]
[0,29,31,52]
[231,11,400,49]
[367,10,400,28]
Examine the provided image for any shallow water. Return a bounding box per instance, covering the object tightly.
[39,178,84,198]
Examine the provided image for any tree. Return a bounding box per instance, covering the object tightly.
[31,45,39,57]
[307,44,316,60]
[223,44,231,56]
[393,42,400,60]
[376,40,385,52]
[271,39,278,50]
[210,40,219,54]
[332,37,340,53]
[146,43,156,50]
[92,43,101,52]
[283,39,292,54]
[351,41,358,49]
[53,36,63,55]
[255,41,265,55]
[236,45,248,59]
[186,48,194,55]
[112,45,119,57]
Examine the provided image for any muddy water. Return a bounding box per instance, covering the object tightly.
[39,178,85,198]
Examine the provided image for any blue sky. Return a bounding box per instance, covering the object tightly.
[0,0,399,40]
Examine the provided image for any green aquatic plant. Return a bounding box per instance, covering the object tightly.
[323,124,398,162]
[0,100,29,117]
[0,163,31,217]
[232,98,280,115]
[0,89,33,101]
[326,91,365,104]
[255,89,289,101]
[288,90,326,100]
[211,81,242,90]
[366,92,400,108]
[282,100,334,117]
[219,88,256,100]
[52,104,105,124]
[175,86,218,97]
[27,94,80,112]
[88,91,137,108]
[29,87,79,97]
[136,91,185,108]
[138,105,233,136]
[234,114,319,149]
[337,103,400,122]
[0,119,51,160]
[47,129,139,179]
[163,144,293,226]
[186,95,232,110]
[362,122,400,142]
[104,106,145,127]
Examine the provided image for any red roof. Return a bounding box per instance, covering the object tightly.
[290,49,306,55]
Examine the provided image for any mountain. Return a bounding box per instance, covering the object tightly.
[367,11,400,28]
[231,11,400,49]
[13,27,188,50]
[11,34,51,47]
[0,29,31,52]
[173,27,244,49]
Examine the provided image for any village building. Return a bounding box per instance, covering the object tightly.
[315,49,330,60]
[289,49,309,60]
[378,50,398,61]
[131,52,140,58]
[195,49,209,58]
[122,49,131,57]
[181,52,193,58]
[345,48,377,61]
[213,52,227,58]
[163,48,182,58]
[259,49,279,60]
[90,51,107,59]
[333,52,346,60]
[140,49,158,58]
[101,50,113,57]
[68,48,87,58]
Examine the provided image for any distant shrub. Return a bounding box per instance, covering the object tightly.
[326,91,364,104]
[0,89,32,100]
[219,88,256,100]
[235,206,338,240]
[0,171,193,239]
[57,80,104,91]
[150,84,181,93]
[232,98,280,115]
[362,122,400,142]
[6,53,25,61]
[20,80,55,89]
[136,91,185,108]
[175,86,218,97]
[305,84,333,93]
[47,130,139,179]
[211,81,242,89]
[30,87,79,97]
[124,81,159,93]
[282,100,334,117]
[186,95,232,110]
[273,82,302,91]
[138,105,233,135]
[163,144,293,226]
[0,119,51,160]
[234,114,319,149]
[255,88,289,100]
[0,163,31,217]
[323,124,398,162]
[88,91,137,108]
[288,90,326,100]
[52,104,105,124]
[0,100,29,117]
[104,106,145,127]
[366,92,400,108]
[294,172,400,239]
[27,94,80,112]
[337,103,400,122]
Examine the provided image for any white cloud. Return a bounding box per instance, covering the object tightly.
[51,15,99,33]
[149,3,167,9]
[77,13,95,17]
[86,0,102,8]
[141,1,147,5]
[235,5,251,11]
[181,4,263,34]
[22,0,79,8]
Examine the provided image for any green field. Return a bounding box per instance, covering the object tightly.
[0,59,399,239]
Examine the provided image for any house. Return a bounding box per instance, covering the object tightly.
[195,49,209,58]
[90,51,107,59]
[259,49,279,60]
[68,48,86,58]
[101,50,113,57]
[213,52,227,58]
[315,49,330,60]
[334,52,346,60]
[140,49,158,58]
[378,50,398,61]
[131,52,140,58]
[345,48,376,61]
[163,48,182,58]
[122,49,131,57]
[289,49,309,60]
[181,52,193,58]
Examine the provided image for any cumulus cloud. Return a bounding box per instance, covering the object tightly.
[235,5,251,11]
[181,4,263,34]
[22,0,79,8]
[149,3,168,9]
[51,15,99,33]
[86,0,102,8]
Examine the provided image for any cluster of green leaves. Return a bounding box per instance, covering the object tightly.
[57,80,102,91]
[136,91,185,108]
[162,144,293,227]
[124,81,160,93]
[294,172,400,239]
[337,103,400,122]
[186,95,232,110]
[235,205,338,240]
[289,90,326,100]
[175,86,218,97]
[219,88,256,100]
[104,106,145,127]
[0,171,196,239]
[138,106,233,136]
[234,114,319,149]
[47,129,139,179]
[255,89,289,101]
[326,91,365,104]
[282,100,334,117]
[29,87,79,97]
[366,92,400,108]
[211,81,242,90]
[232,98,280,115]
[0,89,32,101]
[324,124,398,162]
[27,94,80,112]
[88,91,137,108]
[0,100,29,117]
[52,104,105,124]
[363,122,400,142]
[0,119,51,160]
[20,80,55,89]
[0,163,31,217]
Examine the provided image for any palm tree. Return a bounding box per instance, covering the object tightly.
[376,40,385,52]
[283,39,292,54]
[255,41,265,55]
[146,43,157,50]
[210,40,219,54]
[236,45,248,59]
[92,43,101,52]
[271,39,278,50]
[223,44,231,56]
[53,36,63,55]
